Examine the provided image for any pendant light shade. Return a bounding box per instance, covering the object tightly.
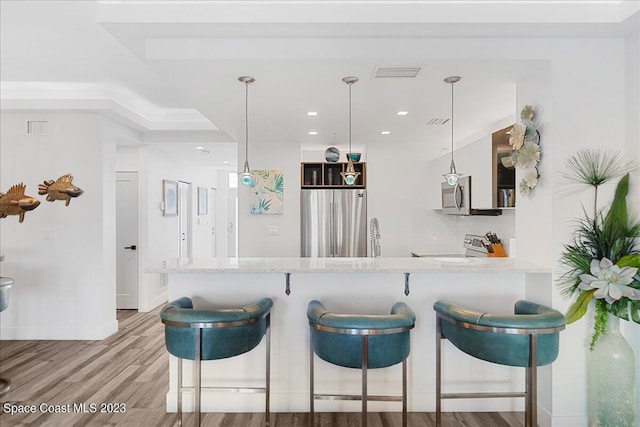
[341,76,361,186]
[238,76,255,186]
[443,76,463,186]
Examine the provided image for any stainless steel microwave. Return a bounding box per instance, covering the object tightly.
[442,176,471,215]
[441,176,502,216]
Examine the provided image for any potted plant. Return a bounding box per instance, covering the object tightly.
[559,149,639,427]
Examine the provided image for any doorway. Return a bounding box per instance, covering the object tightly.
[228,188,238,258]
[179,181,192,258]
[116,171,138,309]
[210,187,217,257]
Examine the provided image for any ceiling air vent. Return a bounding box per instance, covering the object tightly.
[26,121,50,135]
[427,118,450,126]
[373,66,423,79]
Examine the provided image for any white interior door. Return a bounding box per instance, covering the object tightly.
[210,187,217,257]
[228,188,237,258]
[116,171,138,309]
[179,181,192,258]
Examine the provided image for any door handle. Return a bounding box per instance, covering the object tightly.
[124,245,137,250]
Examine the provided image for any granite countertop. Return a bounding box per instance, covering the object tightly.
[146,257,549,274]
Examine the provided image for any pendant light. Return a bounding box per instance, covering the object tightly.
[341,76,361,186]
[238,76,255,186]
[443,76,463,186]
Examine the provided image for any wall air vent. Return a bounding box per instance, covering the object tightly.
[373,66,423,78]
[427,118,450,126]
[27,121,50,135]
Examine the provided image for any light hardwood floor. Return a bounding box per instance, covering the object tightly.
[0,307,524,426]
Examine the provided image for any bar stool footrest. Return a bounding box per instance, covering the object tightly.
[179,386,267,394]
[314,393,403,402]
[441,391,527,399]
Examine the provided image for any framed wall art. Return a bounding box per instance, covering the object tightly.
[163,179,178,216]
[197,187,208,216]
[249,169,284,215]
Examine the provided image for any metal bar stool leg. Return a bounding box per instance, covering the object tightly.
[361,335,368,427]
[178,357,183,425]
[526,334,538,427]
[402,359,408,427]
[265,313,271,426]
[435,318,442,427]
[195,328,202,427]
[309,326,314,427]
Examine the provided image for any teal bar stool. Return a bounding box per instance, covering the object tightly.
[161,297,273,426]
[433,300,565,427]
[307,300,416,427]
[0,277,14,397]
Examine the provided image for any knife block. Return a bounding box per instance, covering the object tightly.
[487,243,506,257]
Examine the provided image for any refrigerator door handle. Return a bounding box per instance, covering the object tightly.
[334,201,340,257]
[329,201,334,257]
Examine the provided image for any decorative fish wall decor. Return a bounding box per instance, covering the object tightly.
[0,183,41,223]
[38,174,83,206]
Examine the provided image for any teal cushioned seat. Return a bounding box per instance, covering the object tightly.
[433,300,565,367]
[160,296,273,427]
[0,277,14,397]
[161,296,273,360]
[0,277,13,313]
[307,300,416,427]
[307,300,416,369]
[432,299,565,427]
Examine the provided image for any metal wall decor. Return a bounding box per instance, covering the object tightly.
[38,174,84,206]
[0,183,41,223]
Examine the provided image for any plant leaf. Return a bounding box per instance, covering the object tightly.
[631,300,640,324]
[566,289,596,324]
[602,174,629,254]
[617,254,640,269]
[606,300,629,321]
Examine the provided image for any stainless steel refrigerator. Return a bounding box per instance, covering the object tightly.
[301,189,367,257]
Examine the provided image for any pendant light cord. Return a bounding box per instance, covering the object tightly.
[245,81,249,162]
[349,82,352,153]
[450,81,454,163]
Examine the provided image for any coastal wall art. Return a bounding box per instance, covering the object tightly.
[249,170,284,215]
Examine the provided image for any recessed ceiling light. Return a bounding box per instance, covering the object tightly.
[396,111,409,116]
[195,146,204,150]
[381,131,391,135]
[223,161,230,164]
[308,131,318,135]
[307,112,318,116]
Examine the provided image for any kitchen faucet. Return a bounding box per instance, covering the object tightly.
[370,218,381,258]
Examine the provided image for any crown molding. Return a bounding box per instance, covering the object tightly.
[0,82,217,133]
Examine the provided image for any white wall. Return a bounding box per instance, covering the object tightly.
[130,144,220,311]
[238,142,300,257]
[0,112,117,340]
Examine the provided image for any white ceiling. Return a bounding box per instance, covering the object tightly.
[1,1,638,166]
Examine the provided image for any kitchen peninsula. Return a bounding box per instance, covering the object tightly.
[147,257,552,416]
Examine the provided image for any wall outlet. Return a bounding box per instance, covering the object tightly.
[267,225,279,235]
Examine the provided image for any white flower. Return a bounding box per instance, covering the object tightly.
[578,258,640,304]
[520,105,535,122]
[524,169,538,188]
[519,179,530,195]
[514,141,541,169]
[508,123,526,150]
